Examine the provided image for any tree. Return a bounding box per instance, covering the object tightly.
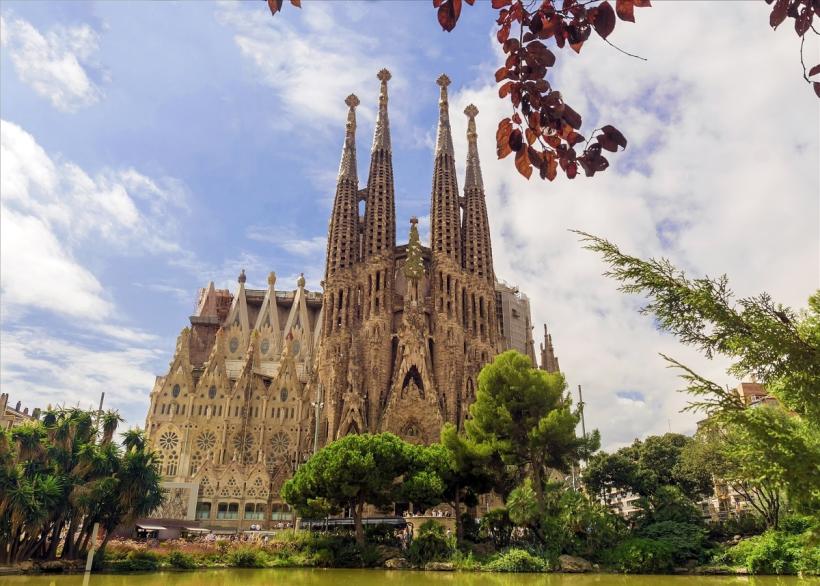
[577,232,820,513]
[465,350,597,542]
[269,0,819,184]
[0,408,163,565]
[281,432,443,546]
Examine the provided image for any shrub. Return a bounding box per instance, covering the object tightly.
[485,548,547,573]
[637,521,706,563]
[719,529,820,575]
[780,514,815,535]
[407,521,454,567]
[606,537,676,573]
[226,547,267,568]
[480,508,514,549]
[107,550,162,572]
[166,550,198,569]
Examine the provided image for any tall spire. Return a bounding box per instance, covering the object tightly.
[364,68,396,258]
[338,94,359,182]
[429,73,461,264]
[326,94,361,276]
[540,324,561,373]
[464,104,483,190]
[461,103,494,282]
[435,74,454,156]
[372,68,392,153]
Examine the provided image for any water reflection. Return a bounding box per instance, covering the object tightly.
[0,570,815,586]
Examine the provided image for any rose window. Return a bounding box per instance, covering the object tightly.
[159,431,179,451]
[270,432,290,455]
[233,432,255,460]
[196,431,216,451]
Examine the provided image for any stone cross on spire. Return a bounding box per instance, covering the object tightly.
[372,68,392,152]
[435,74,454,157]
[464,104,483,191]
[338,94,359,181]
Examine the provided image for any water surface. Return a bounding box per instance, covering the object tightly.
[1,569,817,586]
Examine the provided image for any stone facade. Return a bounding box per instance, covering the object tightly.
[144,71,559,529]
[0,393,40,430]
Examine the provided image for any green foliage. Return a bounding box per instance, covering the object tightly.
[166,550,197,569]
[636,521,706,563]
[579,233,820,513]
[719,527,820,575]
[558,490,627,561]
[107,550,162,572]
[479,508,514,549]
[606,537,676,573]
[484,548,548,572]
[0,408,163,564]
[226,547,267,568]
[282,432,444,545]
[407,520,454,566]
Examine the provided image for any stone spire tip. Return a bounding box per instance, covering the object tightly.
[436,73,451,88]
[377,68,392,83]
[238,269,246,284]
[464,104,479,119]
[345,94,360,109]
[267,271,276,287]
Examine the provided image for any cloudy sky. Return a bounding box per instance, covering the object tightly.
[1,1,817,448]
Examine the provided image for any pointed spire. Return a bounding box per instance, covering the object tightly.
[338,94,359,181]
[464,104,483,191]
[435,74,454,156]
[540,324,560,373]
[404,217,424,281]
[372,68,392,152]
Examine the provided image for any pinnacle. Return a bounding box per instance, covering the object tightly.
[377,68,392,83]
[464,104,479,119]
[345,94,360,109]
[436,73,451,88]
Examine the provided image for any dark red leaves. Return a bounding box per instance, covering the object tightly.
[290,0,301,6]
[267,0,284,15]
[615,0,635,22]
[795,4,813,35]
[770,0,789,28]
[491,0,512,7]
[592,1,616,38]
[438,0,462,32]
[495,67,508,82]
[764,0,818,97]
[809,64,820,78]
[509,128,524,151]
[515,148,533,179]
[814,82,820,98]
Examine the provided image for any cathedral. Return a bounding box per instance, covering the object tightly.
[144,70,560,528]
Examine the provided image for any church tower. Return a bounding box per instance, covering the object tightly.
[460,104,497,421]
[429,74,466,424]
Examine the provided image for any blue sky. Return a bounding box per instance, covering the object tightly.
[1,1,817,448]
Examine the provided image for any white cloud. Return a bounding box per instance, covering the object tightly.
[0,15,102,112]
[247,225,326,257]
[450,2,818,448]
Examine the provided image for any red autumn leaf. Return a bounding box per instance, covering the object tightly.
[593,0,617,38]
[495,67,508,82]
[515,148,533,179]
[814,82,820,99]
[597,134,619,152]
[509,128,524,151]
[809,64,820,78]
[602,124,627,149]
[512,112,522,124]
[289,0,301,6]
[545,151,558,181]
[616,0,635,22]
[496,118,513,143]
[498,23,511,43]
[633,0,651,6]
[434,0,443,6]
[267,0,284,15]
[438,0,462,32]
[499,81,514,98]
[770,0,789,28]
[465,0,475,4]
[491,0,512,7]
[570,41,584,54]
[525,128,537,145]
[566,161,578,178]
[528,146,543,167]
[562,104,582,129]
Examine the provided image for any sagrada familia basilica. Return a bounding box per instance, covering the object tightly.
[144,71,561,527]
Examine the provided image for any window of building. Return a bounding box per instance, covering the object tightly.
[271,503,293,521]
[244,503,265,520]
[217,502,239,520]
[196,502,211,520]
[172,384,181,398]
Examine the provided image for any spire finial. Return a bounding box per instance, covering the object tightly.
[463,103,484,190]
[297,272,305,288]
[372,69,392,152]
[435,73,454,157]
[338,94,359,181]
[238,269,246,284]
[268,271,276,287]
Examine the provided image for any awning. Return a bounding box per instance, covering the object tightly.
[136,524,167,531]
[183,527,210,533]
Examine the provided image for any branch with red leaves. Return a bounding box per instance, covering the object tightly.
[766,0,820,98]
[438,0,647,181]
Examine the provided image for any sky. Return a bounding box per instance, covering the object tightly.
[1,1,817,449]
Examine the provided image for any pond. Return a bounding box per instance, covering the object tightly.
[0,570,817,586]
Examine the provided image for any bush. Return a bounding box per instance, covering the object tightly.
[407,521,454,567]
[720,530,820,575]
[226,547,267,568]
[107,550,162,572]
[637,521,706,563]
[606,537,676,573]
[166,550,197,569]
[485,548,547,573]
[480,508,514,549]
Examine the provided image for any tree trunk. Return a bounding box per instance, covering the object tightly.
[352,498,365,547]
[454,489,463,545]
[46,520,63,560]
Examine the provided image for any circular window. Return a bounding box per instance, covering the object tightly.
[261,338,270,355]
[291,340,301,356]
[159,431,179,451]
[229,337,239,353]
[270,432,290,455]
[208,385,217,399]
[280,387,289,402]
[232,432,254,455]
[172,384,180,398]
[196,431,216,451]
